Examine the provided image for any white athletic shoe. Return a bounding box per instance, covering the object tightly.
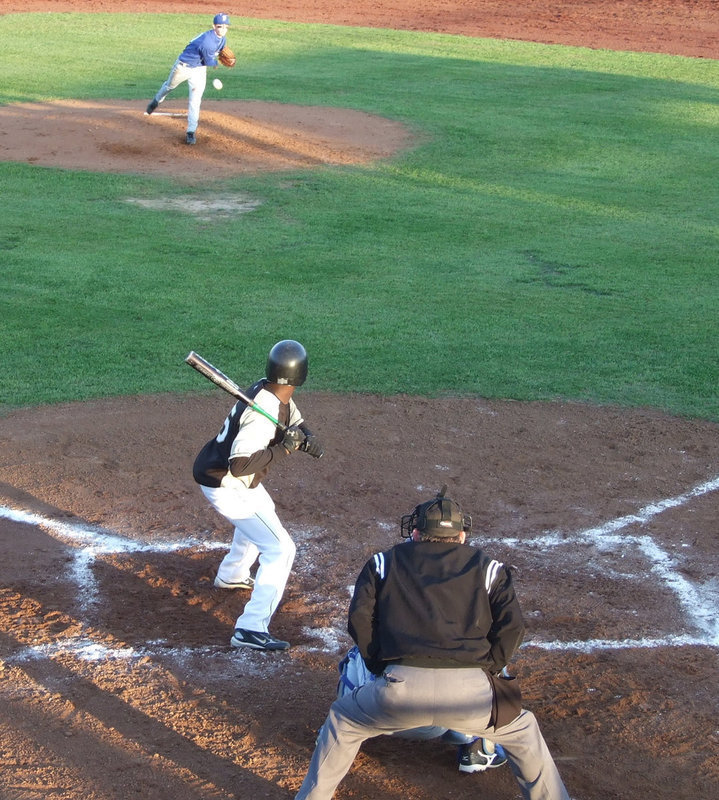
[214,575,255,590]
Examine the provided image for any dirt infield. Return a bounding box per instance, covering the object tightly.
[1,3,718,800]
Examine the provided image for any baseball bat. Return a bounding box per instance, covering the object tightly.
[184,351,288,431]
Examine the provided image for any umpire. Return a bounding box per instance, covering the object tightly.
[294,487,570,800]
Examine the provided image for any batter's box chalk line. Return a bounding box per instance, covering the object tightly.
[0,507,226,613]
[2,473,718,651]
[486,475,719,649]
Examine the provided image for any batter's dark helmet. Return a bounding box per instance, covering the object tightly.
[266,340,308,386]
[400,485,472,539]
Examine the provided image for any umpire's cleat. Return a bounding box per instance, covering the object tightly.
[185,131,197,145]
[214,575,255,590]
[458,739,508,773]
[145,99,158,115]
[231,628,290,651]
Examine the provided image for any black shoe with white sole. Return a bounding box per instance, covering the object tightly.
[231,628,290,651]
[458,739,508,772]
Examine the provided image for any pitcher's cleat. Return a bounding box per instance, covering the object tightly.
[214,575,255,590]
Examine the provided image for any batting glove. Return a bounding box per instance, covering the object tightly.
[300,435,324,459]
[282,426,306,453]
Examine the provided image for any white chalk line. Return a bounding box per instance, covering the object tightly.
[2,473,718,658]
[486,475,719,647]
[495,474,719,550]
[0,506,227,613]
[526,633,711,652]
[0,506,226,554]
[7,628,346,669]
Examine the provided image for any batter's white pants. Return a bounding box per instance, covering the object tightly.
[201,483,296,633]
[294,665,569,800]
[154,60,207,133]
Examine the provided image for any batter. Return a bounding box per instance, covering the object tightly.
[193,340,323,651]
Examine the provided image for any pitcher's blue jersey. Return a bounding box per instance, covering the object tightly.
[178,29,226,67]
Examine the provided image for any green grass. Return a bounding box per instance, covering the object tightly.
[2,13,718,419]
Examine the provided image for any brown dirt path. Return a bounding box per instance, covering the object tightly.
[4,1,719,58]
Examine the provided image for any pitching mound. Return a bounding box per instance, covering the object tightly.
[0,99,413,179]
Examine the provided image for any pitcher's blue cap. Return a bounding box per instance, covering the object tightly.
[213,13,231,26]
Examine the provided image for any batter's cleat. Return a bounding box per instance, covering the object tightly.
[145,99,158,115]
[185,131,196,145]
[231,628,290,651]
[458,739,508,773]
[214,575,255,590]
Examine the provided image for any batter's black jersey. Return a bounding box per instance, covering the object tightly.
[192,379,302,488]
[348,540,525,675]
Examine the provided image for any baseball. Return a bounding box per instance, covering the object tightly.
[212,78,223,90]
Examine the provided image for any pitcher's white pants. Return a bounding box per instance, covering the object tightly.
[201,483,296,632]
[154,60,207,133]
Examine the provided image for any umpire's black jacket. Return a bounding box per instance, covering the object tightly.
[348,539,525,676]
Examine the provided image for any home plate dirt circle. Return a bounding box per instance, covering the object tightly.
[2,393,718,800]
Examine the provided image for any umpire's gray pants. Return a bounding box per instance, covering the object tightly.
[294,665,569,800]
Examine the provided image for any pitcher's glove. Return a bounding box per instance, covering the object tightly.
[300,435,324,459]
[282,426,306,453]
[218,47,236,67]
